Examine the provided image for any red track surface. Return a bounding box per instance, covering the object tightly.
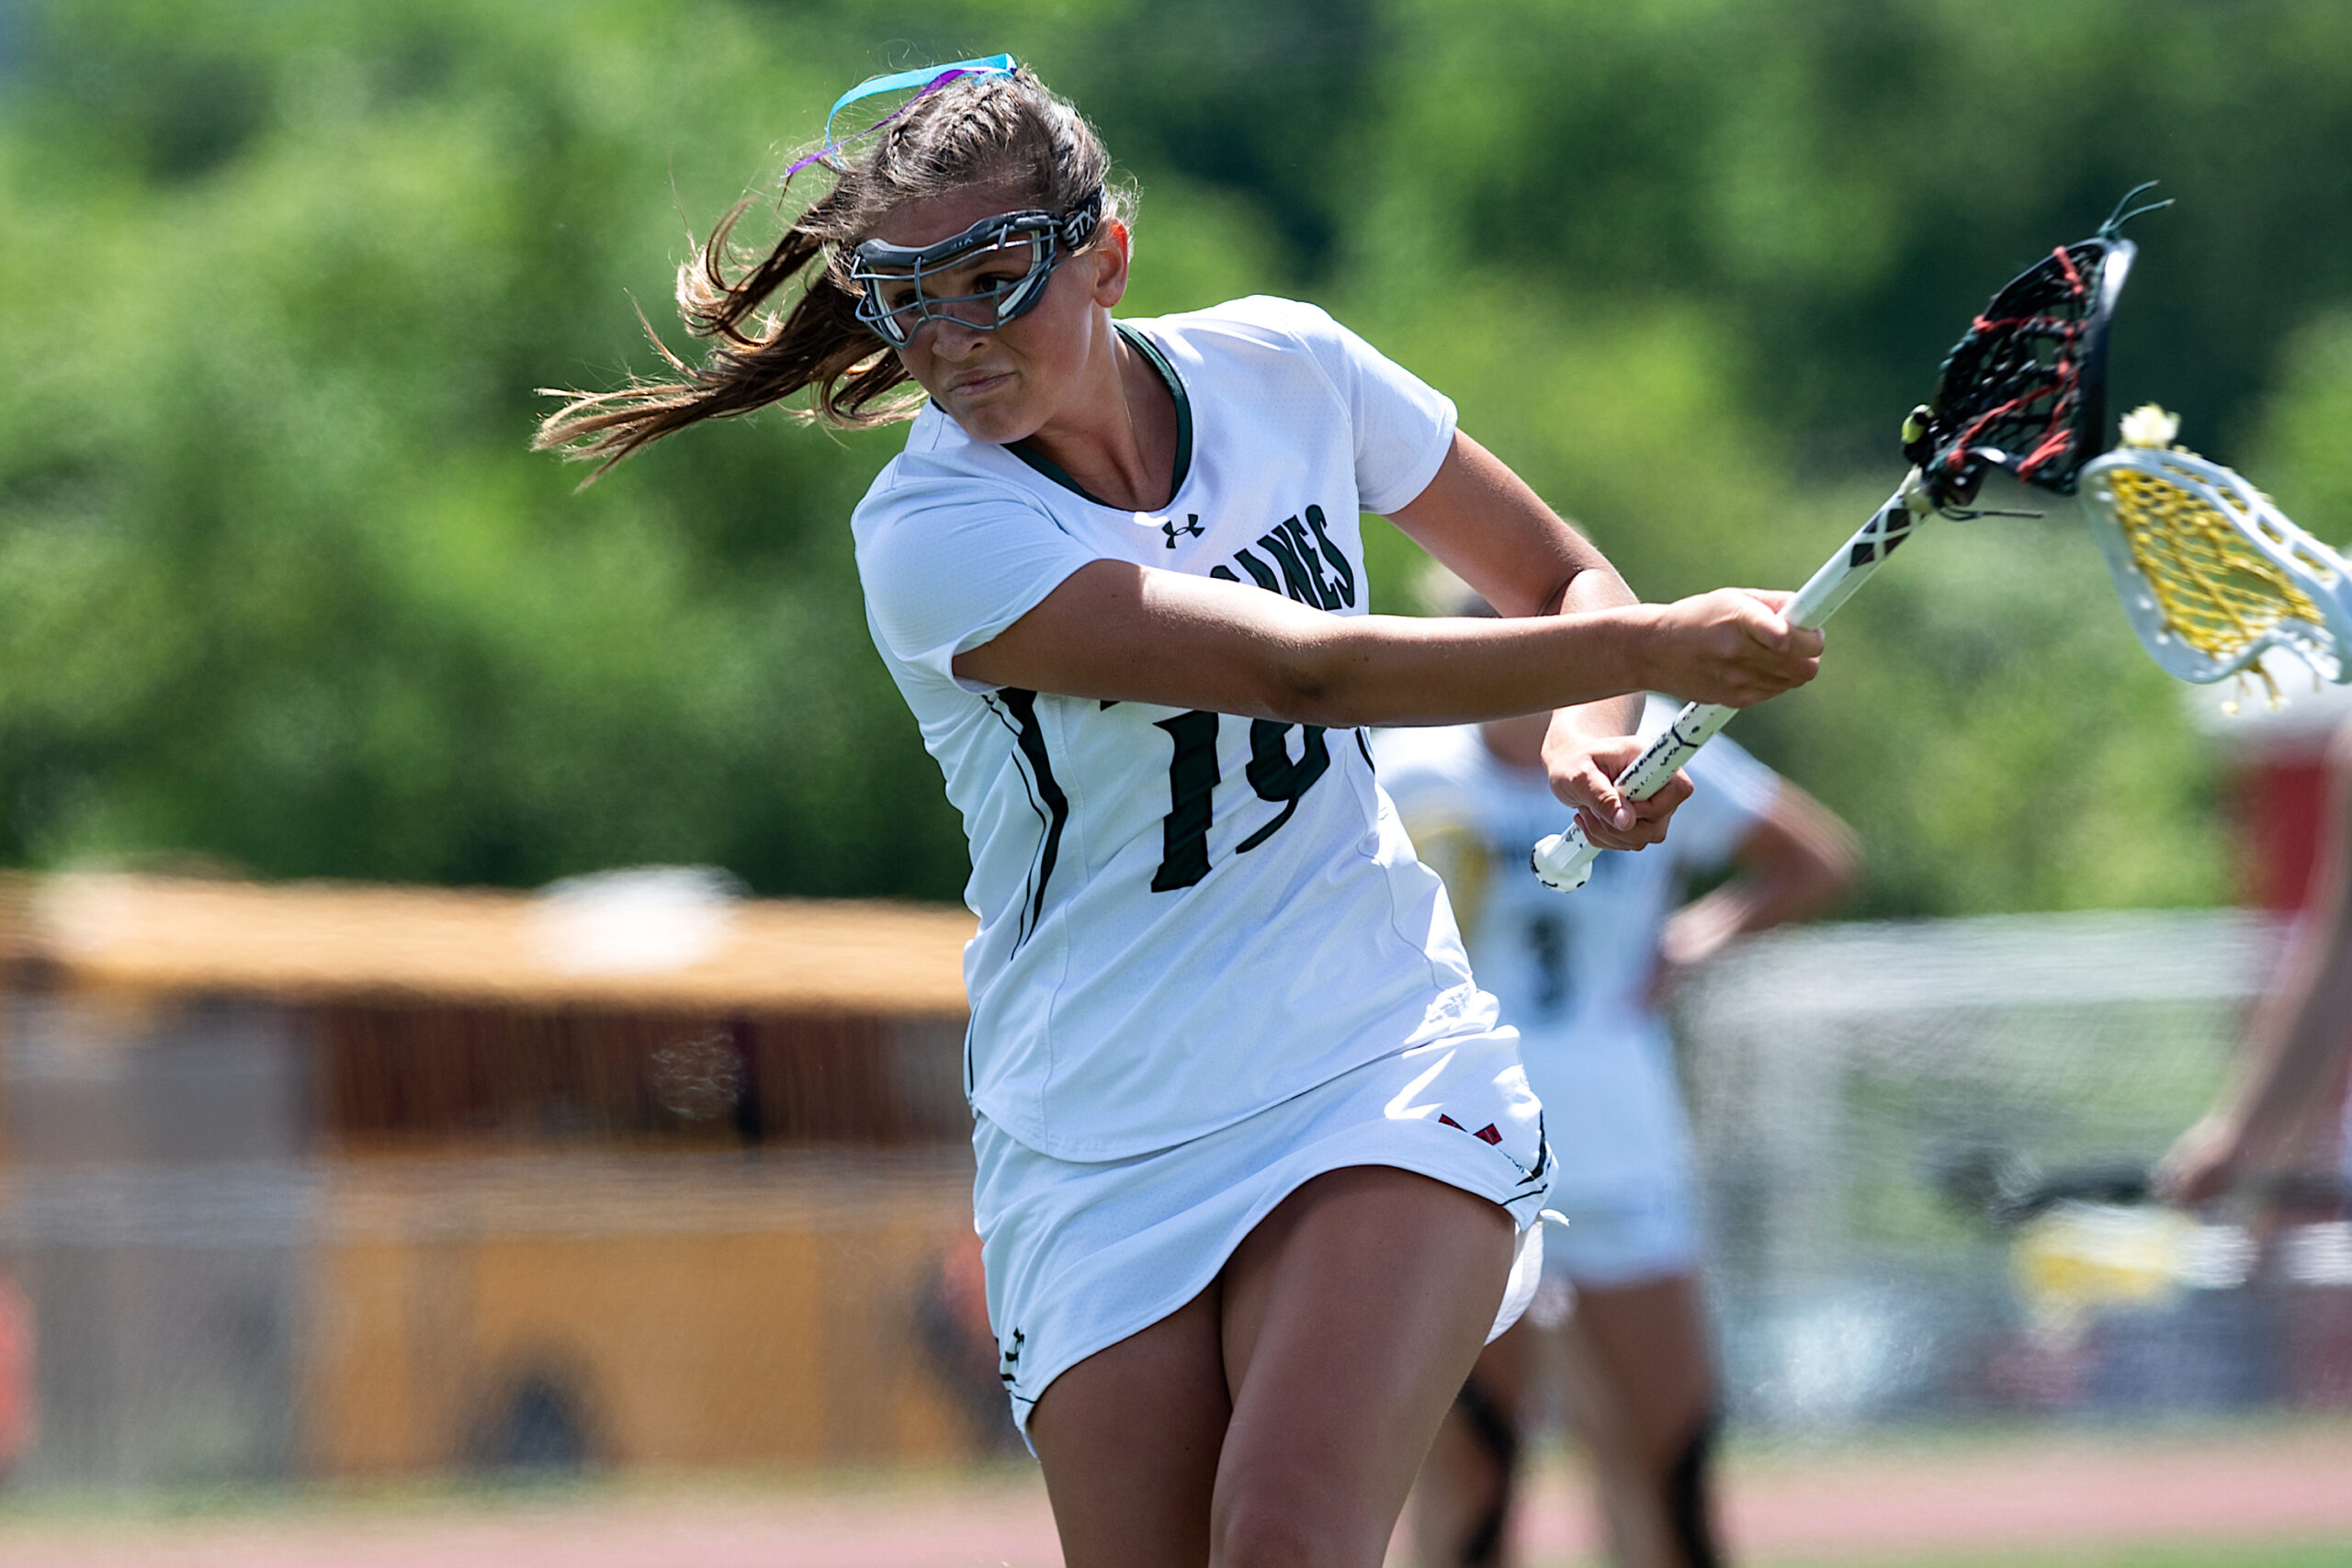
[4,1424,2348,1566]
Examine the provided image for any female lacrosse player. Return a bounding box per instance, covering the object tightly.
[538,59,1821,1568]
[1382,689,1856,1568]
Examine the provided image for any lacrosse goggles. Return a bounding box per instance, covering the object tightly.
[848,190,1104,347]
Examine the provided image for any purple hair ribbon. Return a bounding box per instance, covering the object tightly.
[782,54,1018,182]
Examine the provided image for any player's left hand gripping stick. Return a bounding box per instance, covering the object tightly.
[1530,479,1928,891]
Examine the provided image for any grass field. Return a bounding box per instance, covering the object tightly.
[1,1421,2346,1566]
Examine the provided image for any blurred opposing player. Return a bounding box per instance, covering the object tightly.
[2162,715,2352,1211]
[1382,696,1856,1568]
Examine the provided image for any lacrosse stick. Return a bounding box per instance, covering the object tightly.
[1532,187,2164,891]
[2079,406,2352,694]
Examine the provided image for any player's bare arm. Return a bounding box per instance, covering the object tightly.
[950,558,1819,728]
[1388,430,1811,852]
[958,434,1819,853]
[2161,719,2352,1204]
[955,425,1821,860]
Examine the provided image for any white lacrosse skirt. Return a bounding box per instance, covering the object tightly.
[976,1025,1555,1438]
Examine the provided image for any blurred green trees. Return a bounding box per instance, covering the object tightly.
[2,0,2344,912]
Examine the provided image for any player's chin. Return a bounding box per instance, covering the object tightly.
[935,380,1034,440]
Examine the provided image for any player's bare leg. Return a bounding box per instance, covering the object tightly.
[1028,1285,1230,1568]
[1211,1167,1514,1568]
[1409,1319,1535,1566]
[1555,1272,1722,1568]
[1028,1166,1514,1568]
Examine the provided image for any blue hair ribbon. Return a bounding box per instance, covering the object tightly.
[784,54,1018,181]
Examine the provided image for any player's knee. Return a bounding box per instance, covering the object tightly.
[1214,1492,1356,1568]
[1214,1503,1318,1568]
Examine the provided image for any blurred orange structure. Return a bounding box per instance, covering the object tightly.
[0,872,1007,1486]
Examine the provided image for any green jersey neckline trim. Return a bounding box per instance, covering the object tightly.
[1005,322,1193,510]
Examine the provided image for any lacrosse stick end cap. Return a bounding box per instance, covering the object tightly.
[1530,835,1595,893]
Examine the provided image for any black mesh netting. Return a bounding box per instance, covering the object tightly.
[1904,190,2162,509]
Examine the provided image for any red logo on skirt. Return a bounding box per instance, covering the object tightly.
[1438,1113,1503,1145]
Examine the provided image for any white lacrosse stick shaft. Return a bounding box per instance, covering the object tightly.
[1531,472,1934,891]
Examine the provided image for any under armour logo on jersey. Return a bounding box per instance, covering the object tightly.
[1162,514,1204,548]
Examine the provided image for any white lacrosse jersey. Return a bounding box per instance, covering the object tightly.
[1374,700,1780,1204]
[854,295,1500,1162]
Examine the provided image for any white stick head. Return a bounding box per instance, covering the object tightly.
[2080,433,2352,686]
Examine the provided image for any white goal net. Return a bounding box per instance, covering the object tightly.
[1672,908,2341,1428]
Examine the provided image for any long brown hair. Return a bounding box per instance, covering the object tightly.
[535,66,1126,479]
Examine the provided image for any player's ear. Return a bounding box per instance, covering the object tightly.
[1086,219,1131,309]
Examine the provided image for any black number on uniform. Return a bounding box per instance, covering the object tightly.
[1151,710,1220,891]
[1524,909,1570,1021]
[1150,714,1333,889]
[1238,722,1330,852]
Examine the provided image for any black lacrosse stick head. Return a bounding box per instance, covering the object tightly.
[1902,186,2163,510]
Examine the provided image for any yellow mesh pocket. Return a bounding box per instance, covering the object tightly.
[2107,467,2323,663]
